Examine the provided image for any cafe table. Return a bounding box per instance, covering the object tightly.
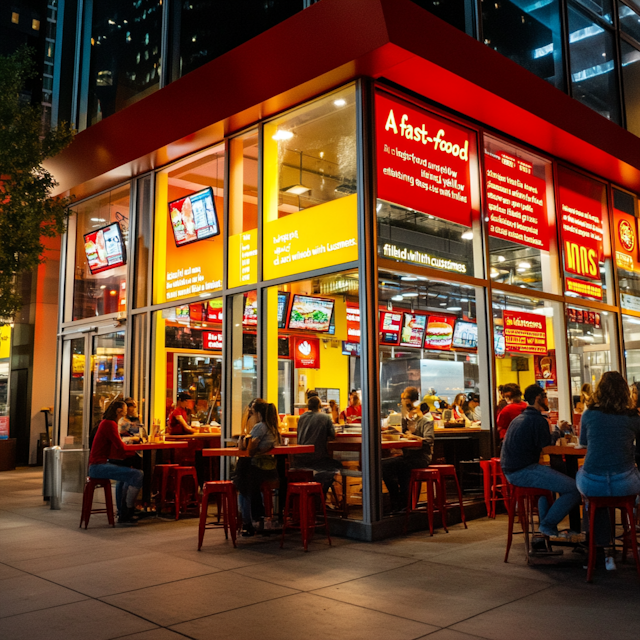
[124,440,188,505]
[165,433,222,484]
[203,444,315,457]
[328,437,421,468]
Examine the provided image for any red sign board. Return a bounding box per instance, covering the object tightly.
[558,168,606,282]
[0,416,8,439]
[379,310,403,345]
[565,277,603,300]
[613,208,639,272]
[202,331,223,350]
[207,299,223,322]
[375,91,473,227]
[534,351,556,384]
[293,336,320,369]
[485,153,549,251]
[346,302,361,343]
[424,315,456,351]
[503,310,548,355]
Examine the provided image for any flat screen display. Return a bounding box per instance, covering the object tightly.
[168,187,220,247]
[494,325,505,357]
[83,222,126,274]
[287,295,335,332]
[243,291,258,326]
[379,310,403,345]
[424,315,456,351]
[277,292,290,329]
[452,320,478,349]
[400,313,427,347]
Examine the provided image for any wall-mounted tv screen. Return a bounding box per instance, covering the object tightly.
[277,292,290,329]
[494,325,505,357]
[424,315,456,351]
[452,320,478,349]
[168,187,220,247]
[84,222,126,274]
[379,310,403,345]
[400,313,427,347]
[287,295,335,332]
[243,291,258,326]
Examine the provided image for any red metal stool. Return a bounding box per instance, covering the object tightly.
[281,482,331,551]
[585,495,640,583]
[166,466,199,520]
[260,478,280,519]
[198,481,241,549]
[405,468,444,536]
[151,464,179,514]
[480,458,510,518]
[430,464,467,529]
[504,485,555,563]
[287,469,314,483]
[79,478,115,529]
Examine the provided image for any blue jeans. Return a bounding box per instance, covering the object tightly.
[89,463,144,510]
[505,463,581,531]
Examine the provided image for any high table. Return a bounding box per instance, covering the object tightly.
[124,441,188,505]
[328,437,422,469]
[202,444,315,457]
[165,433,222,484]
[542,444,587,533]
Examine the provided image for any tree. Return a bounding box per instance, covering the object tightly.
[0,47,75,320]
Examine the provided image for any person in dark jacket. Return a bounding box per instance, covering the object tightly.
[501,384,581,538]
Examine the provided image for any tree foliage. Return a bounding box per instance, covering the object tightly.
[0,47,75,320]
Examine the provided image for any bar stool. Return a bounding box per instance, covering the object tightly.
[430,464,467,529]
[166,466,199,520]
[198,481,241,549]
[281,482,332,551]
[504,485,555,563]
[284,469,315,523]
[260,478,280,519]
[480,458,510,518]
[585,495,640,583]
[404,468,444,536]
[151,463,179,514]
[79,478,115,529]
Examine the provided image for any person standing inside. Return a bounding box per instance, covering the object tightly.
[501,384,580,538]
[339,391,362,424]
[497,383,527,440]
[167,392,197,435]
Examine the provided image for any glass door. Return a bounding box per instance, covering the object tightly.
[90,331,126,431]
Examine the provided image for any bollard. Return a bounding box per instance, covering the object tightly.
[43,446,62,509]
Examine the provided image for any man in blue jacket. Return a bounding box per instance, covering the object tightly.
[501,384,581,538]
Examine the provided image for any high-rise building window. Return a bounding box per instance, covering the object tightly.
[410,0,475,36]
[621,40,640,137]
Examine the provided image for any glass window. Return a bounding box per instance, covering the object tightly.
[620,2,640,42]
[0,326,10,420]
[375,91,482,278]
[571,0,612,23]
[131,313,149,424]
[613,188,640,311]
[568,4,620,123]
[263,86,358,281]
[71,185,130,321]
[66,337,85,445]
[134,175,152,308]
[484,135,559,293]
[228,130,259,288]
[623,313,640,383]
[151,300,224,430]
[91,331,126,430]
[621,41,640,138]
[265,270,363,519]
[154,145,225,304]
[87,1,162,126]
[410,0,474,35]
[482,0,565,90]
[567,304,618,414]
[492,291,569,430]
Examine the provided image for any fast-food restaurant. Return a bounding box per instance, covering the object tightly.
[50,0,640,539]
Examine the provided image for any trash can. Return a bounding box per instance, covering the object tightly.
[43,446,62,510]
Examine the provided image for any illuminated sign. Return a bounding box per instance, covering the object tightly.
[342,341,361,357]
[503,310,547,355]
[84,222,126,274]
[346,301,361,343]
[293,336,320,369]
[614,208,639,272]
[169,188,220,247]
[566,277,602,301]
[558,168,606,282]
[202,331,223,350]
[381,243,467,274]
[379,310,402,345]
[485,152,549,251]
[0,416,8,440]
[243,291,258,326]
[424,315,456,351]
[400,313,427,347]
[376,91,473,227]
[228,228,258,287]
[206,299,223,322]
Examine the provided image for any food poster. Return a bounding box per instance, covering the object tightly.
[84,223,126,274]
[288,295,334,332]
[534,350,556,384]
[243,291,258,326]
[613,207,640,272]
[424,315,456,350]
[400,313,427,347]
[169,188,220,247]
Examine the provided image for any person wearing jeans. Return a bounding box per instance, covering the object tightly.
[501,384,581,538]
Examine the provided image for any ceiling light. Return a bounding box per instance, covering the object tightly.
[272,130,294,141]
[400,276,417,281]
[518,261,531,269]
[403,292,419,297]
[490,269,499,278]
[283,184,310,195]
[461,230,474,240]
[90,217,105,222]
[517,267,526,273]
[497,255,506,263]
[100,285,106,290]
[391,295,404,301]
[460,297,469,302]
[447,305,462,311]
[439,302,447,306]
[376,203,382,212]
[333,99,347,107]
[599,266,605,273]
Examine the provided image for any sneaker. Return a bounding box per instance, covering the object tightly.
[605,555,617,571]
[118,507,139,526]
[538,523,560,538]
[241,525,256,537]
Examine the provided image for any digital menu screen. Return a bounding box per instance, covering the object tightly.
[400,313,427,347]
[494,325,505,357]
[379,310,403,345]
[243,291,258,326]
[169,187,220,247]
[424,316,456,351]
[287,295,335,333]
[452,320,478,349]
[83,222,126,274]
[277,292,290,329]
[206,298,223,323]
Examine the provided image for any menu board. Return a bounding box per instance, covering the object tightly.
[206,298,223,322]
[376,91,473,227]
[557,167,606,282]
[189,303,204,322]
[277,292,290,329]
[379,310,403,345]
[287,295,334,332]
[503,310,547,355]
[424,315,456,350]
[452,320,478,349]
[400,313,427,347]
[169,187,220,247]
[84,222,126,274]
[346,301,361,343]
[243,291,258,326]
[485,152,549,251]
[202,331,223,350]
[613,207,640,272]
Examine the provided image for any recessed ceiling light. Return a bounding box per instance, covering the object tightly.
[391,295,404,301]
[403,292,419,297]
[461,230,474,240]
[272,130,293,141]
[518,261,531,269]
[333,99,347,107]
[400,276,417,281]
[447,306,462,311]
[497,255,506,263]
[517,267,526,273]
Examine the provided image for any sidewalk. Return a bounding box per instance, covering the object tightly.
[1,468,640,640]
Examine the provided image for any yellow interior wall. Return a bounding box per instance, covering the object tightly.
[152,311,167,431]
[494,355,535,390]
[265,287,280,407]
[263,122,279,223]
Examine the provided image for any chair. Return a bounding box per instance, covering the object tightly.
[585,495,640,583]
[480,458,510,518]
[281,482,332,551]
[430,464,467,529]
[404,468,444,536]
[151,463,179,514]
[79,478,115,529]
[198,481,241,549]
[260,478,280,519]
[165,466,199,520]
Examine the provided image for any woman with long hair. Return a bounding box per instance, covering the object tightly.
[443,393,469,424]
[575,383,592,413]
[88,399,144,525]
[234,399,281,536]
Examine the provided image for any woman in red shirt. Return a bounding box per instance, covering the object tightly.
[340,391,362,424]
[168,392,197,435]
[89,400,143,525]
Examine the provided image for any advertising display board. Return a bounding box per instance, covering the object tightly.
[424,315,456,350]
[293,336,320,368]
[206,299,223,322]
[243,291,258,326]
[379,310,403,345]
[613,207,640,272]
[375,91,474,227]
[287,295,334,332]
[503,310,547,355]
[485,152,549,250]
[228,228,258,288]
[400,313,427,347]
[202,331,223,350]
[452,320,478,349]
[84,222,126,274]
[277,292,291,329]
[168,188,220,247]
[346,301,361,342]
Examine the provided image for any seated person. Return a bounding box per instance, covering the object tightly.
[500,384,581,538]
[339,391,362,424]
[464,393,481,422]
[167,392,197,435]
[497,383,527,439]
[118,398,147,443]
[442,393,470,426]
[294,396,343,493]
[382,403,435,513]
[88,400,143,525]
